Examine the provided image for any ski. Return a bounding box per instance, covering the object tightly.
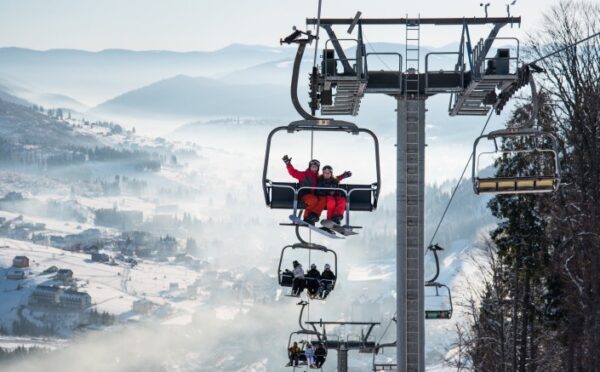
[289,215,344,239]
[320,219,359,236]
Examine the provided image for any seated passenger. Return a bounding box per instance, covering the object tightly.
[291,260,305,296]
[319,263,336,299]
[305,264,321,298]
[305,343,315,367]
[283,155,326,225]
[314,343,327,368]
[316,165,352,228]
[287,341,302,367]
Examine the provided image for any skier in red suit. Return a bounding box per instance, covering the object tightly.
[282,155,326,225]
[316,165,352,224]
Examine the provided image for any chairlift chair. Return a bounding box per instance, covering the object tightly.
[472,128,561,194]
[287,330,325,369]
[262,119,381,232]
[372,341,397,371]
[425,282,453,319]
[278,243,338,300]
[425,244,452,319]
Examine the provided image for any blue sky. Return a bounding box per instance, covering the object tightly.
[0,0,556,51]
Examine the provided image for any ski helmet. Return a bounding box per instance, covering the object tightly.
[308,159,320,170]
[293,260,300,267]
[324,263,331,270]
[322,165,333,173]
[311,263,317,270]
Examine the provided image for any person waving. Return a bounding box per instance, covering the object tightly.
[282,155,326,225]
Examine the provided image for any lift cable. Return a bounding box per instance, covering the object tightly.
[307,0,324,327]
[527,30,600,66]
[312,0,323,68]
[376,312,397,345]
[427,110,494,249]
[364,34,392,71]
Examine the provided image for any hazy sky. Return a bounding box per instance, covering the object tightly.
[0,0,559,51]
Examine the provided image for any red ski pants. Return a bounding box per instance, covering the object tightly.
[324,195,347,220]
[302,194,326,218]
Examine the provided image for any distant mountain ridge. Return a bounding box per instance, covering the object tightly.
[93,74,293,119]
[0,45,298,105]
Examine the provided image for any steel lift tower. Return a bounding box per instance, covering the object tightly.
[301,15,526,372]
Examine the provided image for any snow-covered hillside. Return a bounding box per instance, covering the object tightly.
[0,237,201,330]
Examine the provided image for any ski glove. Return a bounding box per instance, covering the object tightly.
[341,171,352,178]
[282,155,292,164]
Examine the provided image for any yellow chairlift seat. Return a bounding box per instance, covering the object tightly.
[475,176,558,194]
[472,128,562,195]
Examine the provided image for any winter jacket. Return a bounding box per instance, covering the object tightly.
[293,265,305,279]
[316,174,348,197]
[315,346,327,357]
[305,346,315,358]
[306,268,321,279]
[289,345,302,354]
[286,163,319,195]
[321,269,336,281]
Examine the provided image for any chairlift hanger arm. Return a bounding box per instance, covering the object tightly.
[297,302,321,336]
[425,245,441,284]
[289,41,319,120]
[307,17,521,26]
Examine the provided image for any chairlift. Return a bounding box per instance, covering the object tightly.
[425,282,453,320]
[286,331,326,370]
[472,128,561,194]
[262,119,381,234]
[278,243,338,300]
[286,302,326,369]
[372,341,397,371]
[425,244,453,320]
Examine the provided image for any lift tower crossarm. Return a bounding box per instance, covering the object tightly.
[307,16,521,26]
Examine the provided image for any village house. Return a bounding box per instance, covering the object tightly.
[12,255,29,268]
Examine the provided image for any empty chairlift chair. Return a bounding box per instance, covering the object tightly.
[424,244,453,320]
[472,128,561,194]
[425,282,453,319]
[372,341,397,371]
